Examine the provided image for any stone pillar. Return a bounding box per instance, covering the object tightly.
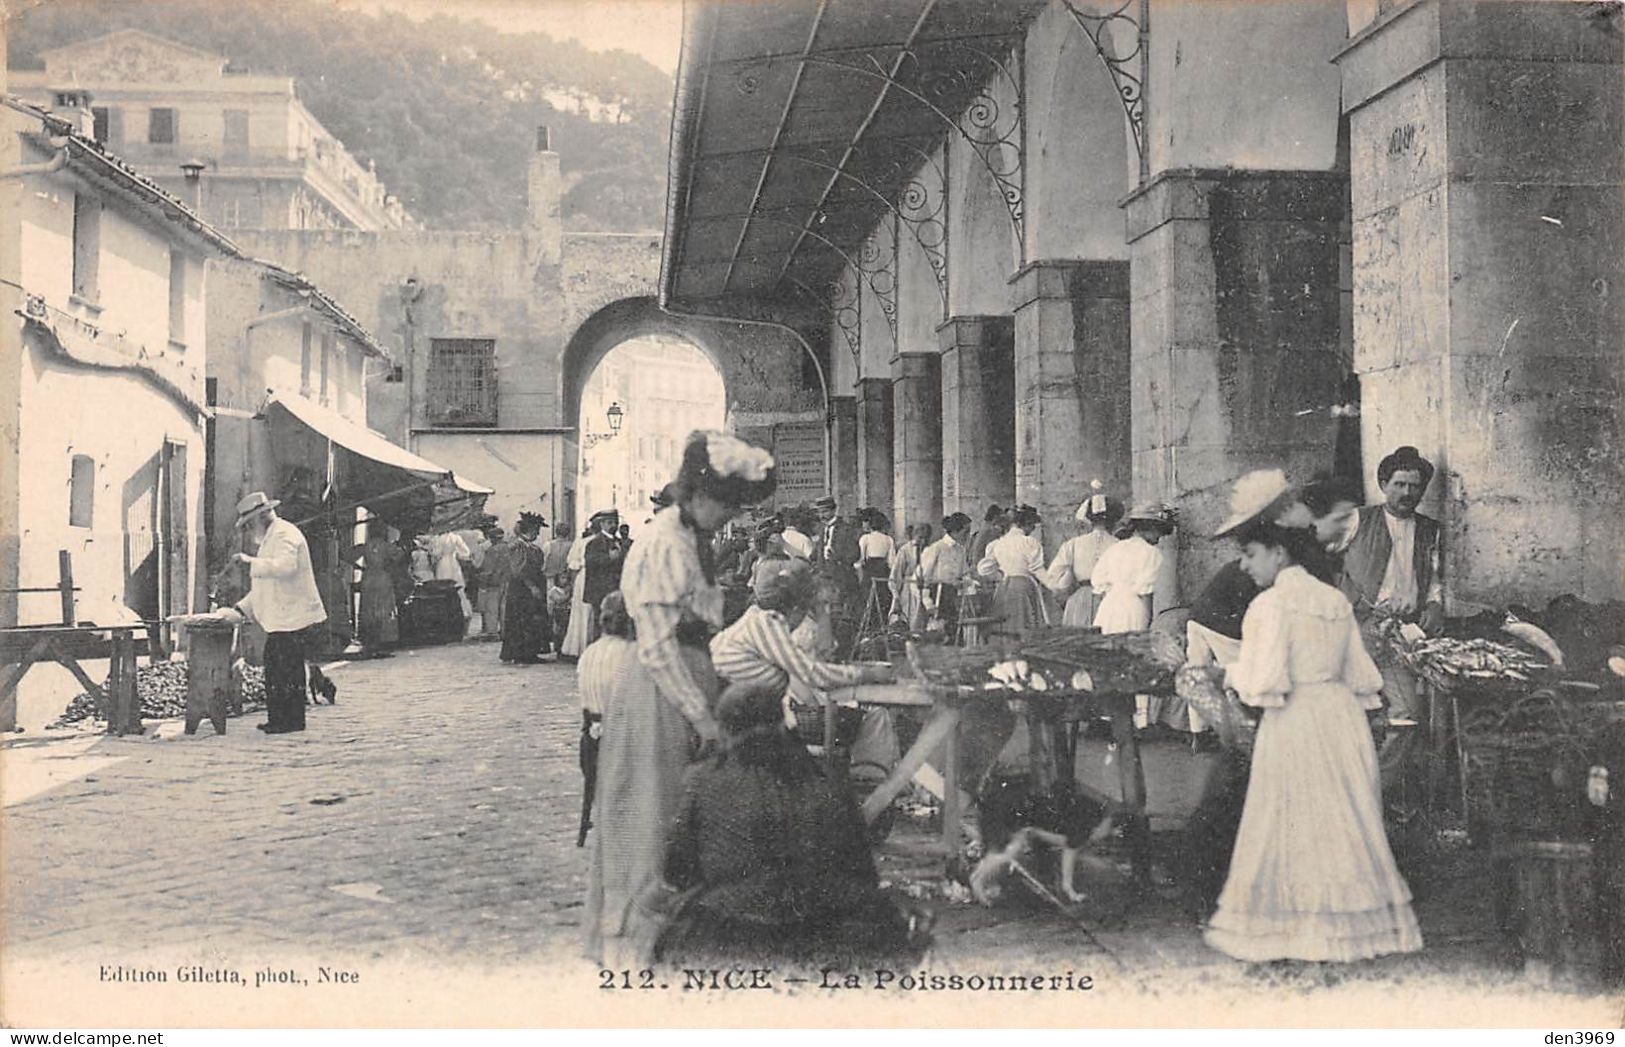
[938,315,1016,519]
[1123,170,1347,595]
[1009,261,1132,555]
[892,353,942,536]
[828,395,859,511]
[1337,0,1622,607]
[855,377,893,519]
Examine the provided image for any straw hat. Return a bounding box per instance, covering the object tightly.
[1212,469,1294,537]
[233,491,280,528]
[1127,501,1175,526]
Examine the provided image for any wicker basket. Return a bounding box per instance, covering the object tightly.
[1458,689,1625,842]
[789,701,864,749]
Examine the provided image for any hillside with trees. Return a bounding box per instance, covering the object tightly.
[6,0,675,231]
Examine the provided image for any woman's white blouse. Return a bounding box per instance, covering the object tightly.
[977,529,1044,580]
[1226,566,1385,710]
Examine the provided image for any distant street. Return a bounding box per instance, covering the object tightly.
[1,644,1616,1027]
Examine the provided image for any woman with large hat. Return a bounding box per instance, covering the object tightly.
[584,430,777,965]
[1202,473,1421,964]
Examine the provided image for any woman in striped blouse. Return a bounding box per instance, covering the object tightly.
[711,559,894,720]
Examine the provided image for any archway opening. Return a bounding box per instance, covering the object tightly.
[575,334,726,534]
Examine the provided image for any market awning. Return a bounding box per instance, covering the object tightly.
[264,392,492,532]
[661,0,1045,317]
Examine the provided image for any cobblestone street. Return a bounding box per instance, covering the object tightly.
[2,643,1618,1027]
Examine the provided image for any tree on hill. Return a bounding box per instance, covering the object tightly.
[5,0,674,232]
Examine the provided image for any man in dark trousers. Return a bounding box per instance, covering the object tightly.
[581,509,625,617]
[810,494,860,653]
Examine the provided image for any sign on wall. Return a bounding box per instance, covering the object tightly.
[769,420,826,507]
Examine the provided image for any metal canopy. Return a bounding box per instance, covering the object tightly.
[662,0,1043,317]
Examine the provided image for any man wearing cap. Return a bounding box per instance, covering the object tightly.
[1340,446,1444,732]
[581,509,626,617]
[227,492,326,734]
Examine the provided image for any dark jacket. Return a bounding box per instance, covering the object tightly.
[582,531,625,609]
[812,516,860,594]
[1339,504,1441,618]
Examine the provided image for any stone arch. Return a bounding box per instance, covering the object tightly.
[560,295,829,446]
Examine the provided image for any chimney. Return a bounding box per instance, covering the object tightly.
[49,89,95,138]
[527,124,561,264]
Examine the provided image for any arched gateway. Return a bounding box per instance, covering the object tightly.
[231,132,831,532]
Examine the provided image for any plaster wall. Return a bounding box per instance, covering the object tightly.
[945,125,1021,314]
[1022,0,1133,262]
[1146,0,1345,176]
[858,225,898,376]
[412,431,568,531]
[235,228,550,443]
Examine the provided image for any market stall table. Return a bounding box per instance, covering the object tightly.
[838,630,1183,886]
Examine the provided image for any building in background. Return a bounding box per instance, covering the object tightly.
[204,256,394,652]
[577,336,726,523]
[9,29,415,232]
[0,95,238,637]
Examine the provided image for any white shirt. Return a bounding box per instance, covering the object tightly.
[430,532,471,586]
[977,529,1044,580]
[238,517,327,634]
[856,531,895,566]
[1045,530,1118,591]
[780,527,814,560]
[1375,510,1442,613]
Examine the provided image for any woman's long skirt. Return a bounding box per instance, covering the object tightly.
[499,580,550,662]
[560,570,596,658]
[1061,586,1099,628]
[357,572,399,649]
[584,645,719,964]
[990,575,1045,640]
[1204,682,1423,962]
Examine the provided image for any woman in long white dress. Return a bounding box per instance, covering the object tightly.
[1044,494,1122,627]
[1204,518,1422,963]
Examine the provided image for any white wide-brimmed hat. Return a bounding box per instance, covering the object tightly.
[1213,469,1295,537]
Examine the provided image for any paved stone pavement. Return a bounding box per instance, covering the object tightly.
[1,642,1617,1027]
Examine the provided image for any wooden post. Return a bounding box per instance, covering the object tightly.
[58,551,75,626]
[1110,698,1151,887]
[941,714,962,854]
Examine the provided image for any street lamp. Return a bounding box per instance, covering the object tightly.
[583,402,626,452]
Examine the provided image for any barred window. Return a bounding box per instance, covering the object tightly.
[426,338,497,427]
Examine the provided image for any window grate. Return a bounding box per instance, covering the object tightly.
[426,338,497,427]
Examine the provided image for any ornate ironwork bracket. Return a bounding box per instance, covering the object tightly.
[775,143,948,314]
[786,34,1025,243]
[787,270,862,372]
[1062,0,1149,183]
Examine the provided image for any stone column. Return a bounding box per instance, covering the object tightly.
[1337,0,1622,607]
[892,353,942,536]
[1123,170,1347,595]
[854,377,893,519]
[938,315,1016,519]
[1009,260,1132,554]
[828,395,859,511]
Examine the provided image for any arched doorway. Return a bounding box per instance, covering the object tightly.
[575,334,726,532]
